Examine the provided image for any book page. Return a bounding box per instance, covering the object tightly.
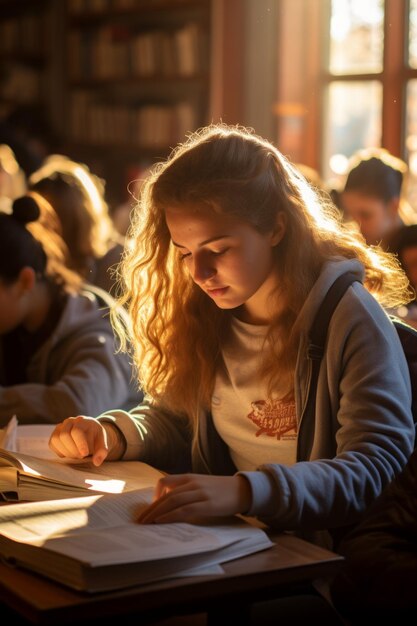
[0,416,17,450]
[0,491,272,567]
[0,490,152,539]
[15,424,56,459]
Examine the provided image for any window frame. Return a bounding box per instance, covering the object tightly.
[303,0,416,173]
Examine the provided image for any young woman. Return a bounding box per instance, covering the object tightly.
[0,193,140,426]
[49,124,414,550]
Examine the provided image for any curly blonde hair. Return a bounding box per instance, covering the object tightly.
[114,124,412,427]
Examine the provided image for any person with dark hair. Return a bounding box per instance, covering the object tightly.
[0,193,141,426]
[342,148,417,253]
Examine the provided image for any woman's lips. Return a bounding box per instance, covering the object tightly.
[206,286,229,297]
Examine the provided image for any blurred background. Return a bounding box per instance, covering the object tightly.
[0,0,416,217]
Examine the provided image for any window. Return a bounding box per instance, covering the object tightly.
[323,0,417,206]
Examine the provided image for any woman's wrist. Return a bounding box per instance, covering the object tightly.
[236,474,252,515]
[103,423,126,460]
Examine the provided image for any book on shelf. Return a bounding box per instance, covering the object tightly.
[0,489,274,592]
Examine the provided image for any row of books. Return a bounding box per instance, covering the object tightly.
[0,16,45,57]
[68,23,208,80]
[70,92,198,147]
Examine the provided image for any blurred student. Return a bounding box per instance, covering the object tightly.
[0,193,141,426]
[48,124,413,555]
[341,148,417,253]
[28,155,124,294]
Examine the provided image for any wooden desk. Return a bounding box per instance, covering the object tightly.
[0,533,343,626]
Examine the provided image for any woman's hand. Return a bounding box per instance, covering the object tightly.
[49,415,119,466]
[137,474,252,524]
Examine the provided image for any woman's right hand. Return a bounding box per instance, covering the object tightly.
[49,415,111,466]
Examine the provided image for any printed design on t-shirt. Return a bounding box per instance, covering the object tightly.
[247,399,297,439]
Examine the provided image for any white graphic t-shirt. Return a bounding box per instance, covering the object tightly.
[212,316,297,471]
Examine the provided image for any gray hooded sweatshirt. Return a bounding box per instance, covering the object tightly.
[98,258,414,547]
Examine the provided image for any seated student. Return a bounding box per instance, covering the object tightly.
[28,155,124,295]
[341,147,417,254]
[0,193,141,426]
[329,446,417,622]
[49,124,414,555]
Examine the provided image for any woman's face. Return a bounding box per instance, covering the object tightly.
[342,191,398,246]
[165,206,285,324]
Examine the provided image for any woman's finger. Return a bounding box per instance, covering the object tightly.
[153,474,194,501]
[138,484,203,524]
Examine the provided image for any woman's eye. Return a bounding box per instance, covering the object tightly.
[179,247,229,261]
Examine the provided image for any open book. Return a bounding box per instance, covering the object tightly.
[0,448,165,502]
[0,416,166,501]
[0,490,273,592]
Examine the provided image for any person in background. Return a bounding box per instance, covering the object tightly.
[341,147,417,253]
[329,445,417,623]
[28,155,124,295]
[0,193,141,426]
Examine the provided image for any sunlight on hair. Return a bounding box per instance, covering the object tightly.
[289,163,341,235]
[73,164,106,219]
[347,147,408,175]
[0,144,20,175]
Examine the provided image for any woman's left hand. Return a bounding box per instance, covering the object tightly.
[137,474,252,524]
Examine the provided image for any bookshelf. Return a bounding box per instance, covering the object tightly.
[0,0,52,119]
[0,0,212,205]
[63,0,212,205]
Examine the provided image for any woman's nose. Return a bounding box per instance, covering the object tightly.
[192,257,216,284]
